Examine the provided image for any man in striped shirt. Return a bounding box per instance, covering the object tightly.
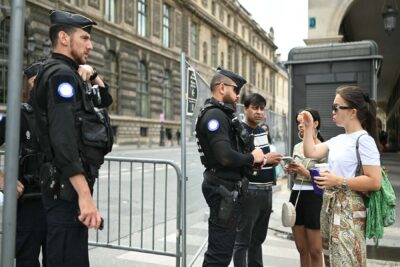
[233,93,283,267]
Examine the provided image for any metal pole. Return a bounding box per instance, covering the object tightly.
[1,1,25,266]
[287,64,293,190]
[180,52,187,267]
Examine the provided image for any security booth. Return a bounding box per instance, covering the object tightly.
[285,40,382,155]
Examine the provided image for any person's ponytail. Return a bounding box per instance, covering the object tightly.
[365,98,379,150]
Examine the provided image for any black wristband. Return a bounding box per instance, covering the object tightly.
[89,68,98,81]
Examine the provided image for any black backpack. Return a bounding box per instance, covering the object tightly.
[18,103,43,194]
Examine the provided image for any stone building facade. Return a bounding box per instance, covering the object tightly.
[0,0,288,145]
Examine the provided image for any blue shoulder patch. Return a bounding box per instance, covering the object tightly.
[57,82,74,98]
[207,119,220,132]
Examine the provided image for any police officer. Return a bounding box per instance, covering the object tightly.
[195,67,265,267]
[0,62,47,267]
[233,93,282,267]
[31,10,112,266]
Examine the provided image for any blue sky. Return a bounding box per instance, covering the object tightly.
[239,0,308,60]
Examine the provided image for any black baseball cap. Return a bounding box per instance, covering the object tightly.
[216,67,247,93]
[49,10,97,33]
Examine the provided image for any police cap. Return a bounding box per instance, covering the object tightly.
[216,67,247,92]
[49,10,97,33]
[23,61,44,79]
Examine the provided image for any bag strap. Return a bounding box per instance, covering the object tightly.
[294,178,304,208]
[355,133,368,176]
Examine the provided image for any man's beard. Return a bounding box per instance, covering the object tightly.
[70,43,86,64]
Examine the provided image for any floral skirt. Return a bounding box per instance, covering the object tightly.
[320,187,367,267]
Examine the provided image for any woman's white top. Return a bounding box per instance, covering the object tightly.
[325,130,380,178]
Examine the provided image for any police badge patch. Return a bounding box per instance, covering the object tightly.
[207,119,220,131]
[57,82,74,98]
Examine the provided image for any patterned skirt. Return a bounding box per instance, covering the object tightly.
[320,187,367,267]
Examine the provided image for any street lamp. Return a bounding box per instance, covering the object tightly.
[43,39,52,57]
[27,36,36,53]
[382,0,399,35]
[159,113,165,146]
[159,73,169,146]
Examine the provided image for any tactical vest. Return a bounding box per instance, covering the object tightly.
[19,103,43,194]
[32,59,113,169]
[195,99,253,169]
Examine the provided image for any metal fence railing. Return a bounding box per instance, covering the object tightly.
[90,156,182,266]
[0,154,183,266]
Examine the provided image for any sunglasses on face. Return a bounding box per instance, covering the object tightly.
[332,104,353,112]
[222,83,240,95]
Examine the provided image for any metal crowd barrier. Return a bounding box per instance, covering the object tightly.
[90,156,182,266]
[0,153,183,267]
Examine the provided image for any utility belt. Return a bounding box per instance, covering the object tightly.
[248,182,273,191]
[19,192,42,202]
[204,169,245,192]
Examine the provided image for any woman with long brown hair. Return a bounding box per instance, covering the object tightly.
[301,85,382,266]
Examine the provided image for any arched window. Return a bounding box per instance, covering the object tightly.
[202,42,208,64]
[104,51,119,113]
[162,70,173,120]
[211,35,218,67]
[137,61,149,117]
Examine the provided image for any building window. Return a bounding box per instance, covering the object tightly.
[67,0,79,4]
[227,14,231,28]
[137,0,148,37]
[202,42,208,64]
[104,51,119,114]
[242,26,245,38]
[211,1,216,15]
[202,0,208,7]
[250,58,256,85]
[162,4,170,48]
[140,127,148,137]
[191,22,199,60]
[211,35,218,67]
[0,17,10,104]
[162,70,173,120]
[234,19,238,32]
[137,61,149,117]
[220,51,224,67]
[219,6,224,22]
[242,53,247,77]
[227,45,233,70]
[104,0,118,23]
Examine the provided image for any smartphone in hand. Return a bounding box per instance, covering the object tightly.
[281,156,295,165]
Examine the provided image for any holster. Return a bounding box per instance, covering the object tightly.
[216,185,238,226]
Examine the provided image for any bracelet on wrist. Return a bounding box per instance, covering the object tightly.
[342,176,348,187]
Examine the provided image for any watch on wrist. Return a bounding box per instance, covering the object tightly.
[89,67,98,81]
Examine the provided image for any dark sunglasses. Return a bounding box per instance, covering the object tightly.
[332,104,353,112]
[222,83,240,95]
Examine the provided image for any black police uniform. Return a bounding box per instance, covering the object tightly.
[0,104,47,267]
[31,10,112,267]
[196,68,255,267]
[233,124,275,267]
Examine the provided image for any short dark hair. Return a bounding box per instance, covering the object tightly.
[244,93,266,108]
[49,25,77,47]
[210,73,230,92]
